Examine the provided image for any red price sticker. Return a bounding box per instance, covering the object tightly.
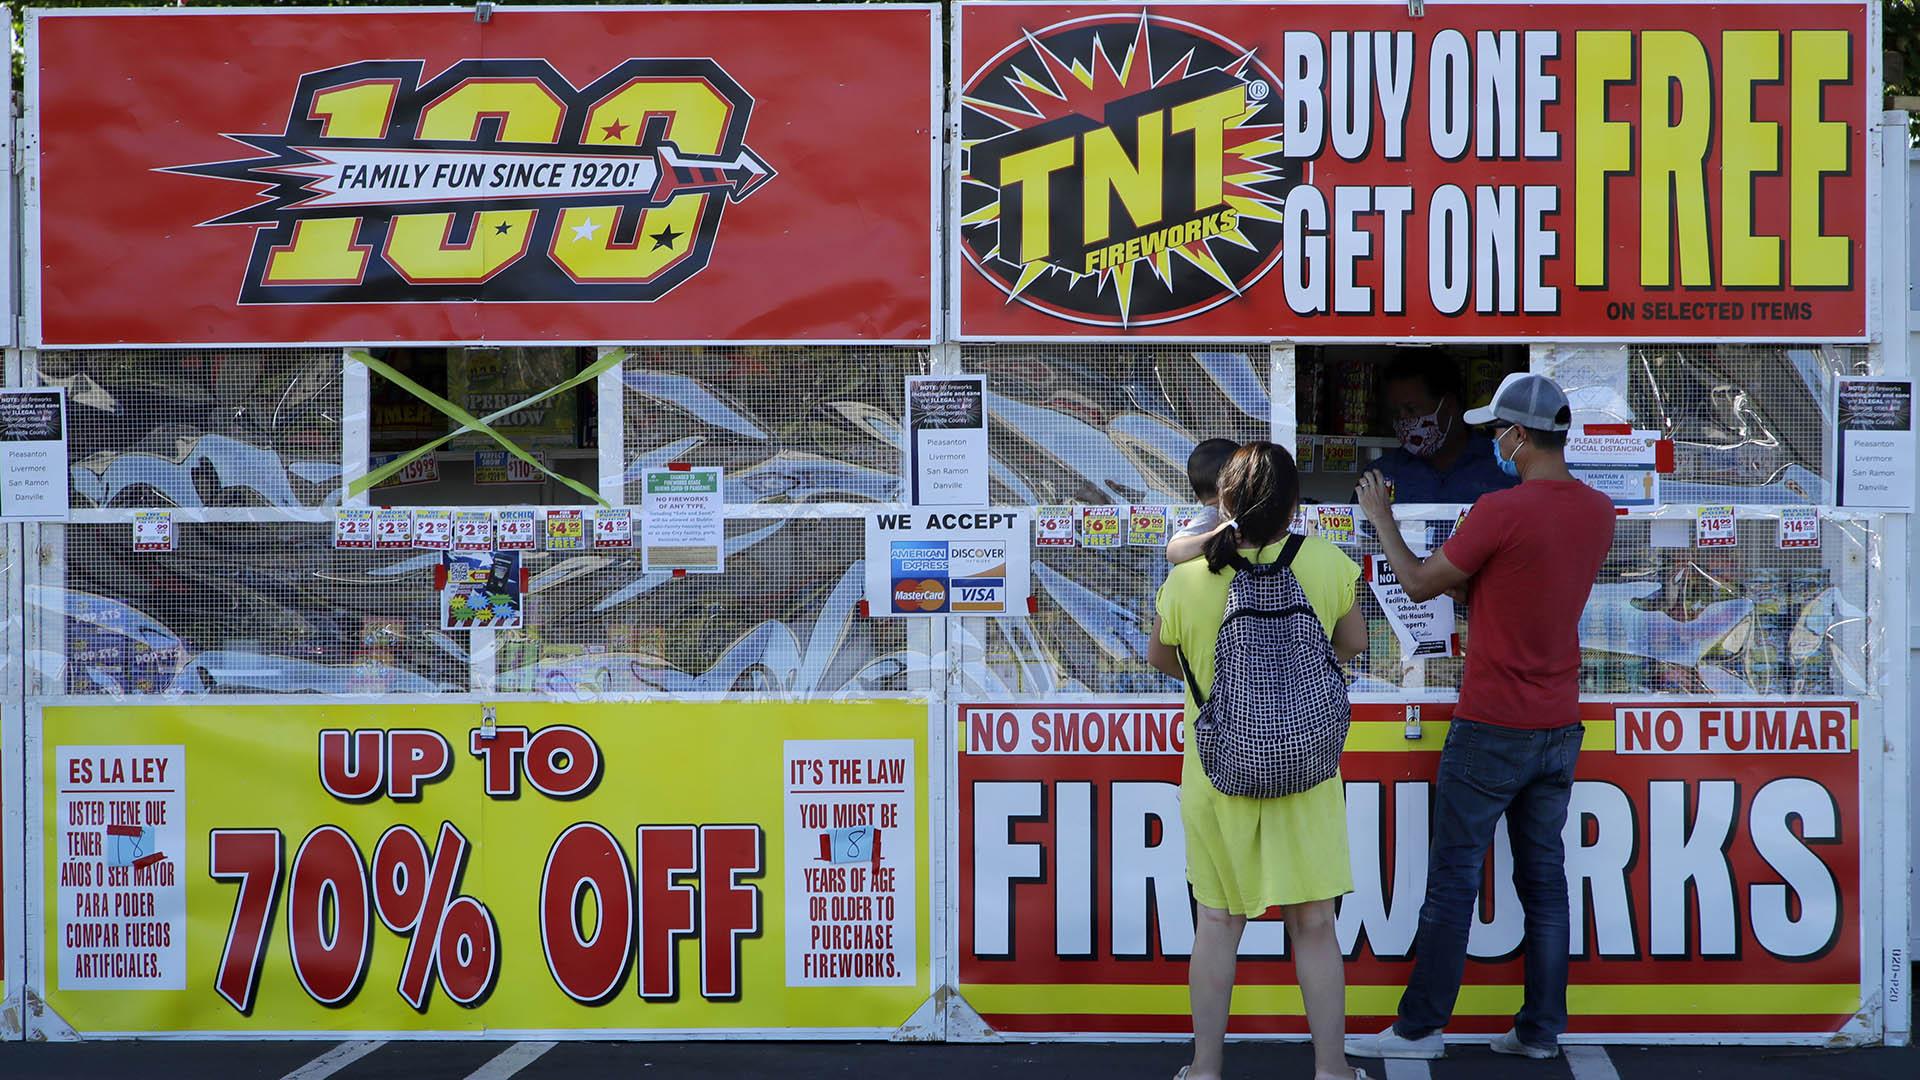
[1777,507,1821,549]
[1035,506,1077,547]
[592,507,634,550]
[412,508,453,550]
[374,508,413,549]
[451,510,493,551]
[132,510,174,552]
[334,507,375,550]
[1696,506,1738,547]
[494,509,537,551]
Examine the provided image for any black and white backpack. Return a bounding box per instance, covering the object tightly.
[1177,533,1351,799]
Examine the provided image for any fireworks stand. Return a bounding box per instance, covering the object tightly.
[0,1,1909,1048]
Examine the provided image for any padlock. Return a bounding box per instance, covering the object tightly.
[1403,704,1423,741]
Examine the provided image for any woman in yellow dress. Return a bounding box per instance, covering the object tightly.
[1148,441,1369,1080]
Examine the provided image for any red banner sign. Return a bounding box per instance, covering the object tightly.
[955,2,1872,341]
[30,7,937,345]
[957,700,1862,1037]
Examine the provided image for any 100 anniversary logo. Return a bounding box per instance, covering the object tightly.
[169,58,774,304]
[960,13,1296,327]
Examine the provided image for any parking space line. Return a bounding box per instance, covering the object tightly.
[465,1041,558,1080]
[281,1040,387,1080]
[1381,1059,1433,1080]
[1566,1046,1623,1080]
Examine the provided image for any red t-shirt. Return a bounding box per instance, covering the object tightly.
[1441,479,1615,730]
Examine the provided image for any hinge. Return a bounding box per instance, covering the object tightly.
[475,2,494,24]
[1407,0,1426,16]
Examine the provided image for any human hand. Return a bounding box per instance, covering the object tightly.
[1355,469,1394,524]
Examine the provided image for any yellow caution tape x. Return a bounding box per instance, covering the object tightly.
[347,347,625,507]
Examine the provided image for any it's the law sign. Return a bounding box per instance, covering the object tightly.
[1617,704,1853,754]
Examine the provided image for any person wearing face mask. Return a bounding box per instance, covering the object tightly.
[1345,373,1614,1064]
[1364,353,1516,504]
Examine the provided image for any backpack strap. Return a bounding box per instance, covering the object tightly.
[1277,531,1307,568]
[1175,645,1207,706]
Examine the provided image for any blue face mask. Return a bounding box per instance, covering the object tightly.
[1492,429,1521,478]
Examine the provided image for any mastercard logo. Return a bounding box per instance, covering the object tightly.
[892,578,947,612]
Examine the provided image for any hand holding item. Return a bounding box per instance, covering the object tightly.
[1356,469,1394,525]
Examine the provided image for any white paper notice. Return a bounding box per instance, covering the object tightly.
[1836,378,1916,510]
[784,738,915,986]
[1365,554,1456,658]
[132,511,175,553]
[412,508,453,550]
[1566,429,1662,508]
[57,744,187,990]
[1777,506,1821,549]
[906,375,988,506]
[373,507,412,549]
[641,467,725,573]
[591,506,633,550]
[1696,505,1737,547]
[452,509,493,552]
[1035,506,1077,547]
[493,508,537,551]
[1650,518,1692,549]
[333,507,375,550]
[0,387,69,520]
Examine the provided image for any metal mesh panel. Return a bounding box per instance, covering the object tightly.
[35,349,343,509]
[49,522,464,695]
[962,344,1269,505]
[961,514,1872,699]
[621,345,928,505]
[952,344,1265,694]
[503,516,919,697]
[1617,344,1861,504]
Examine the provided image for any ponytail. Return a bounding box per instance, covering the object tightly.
[1201,441,1301,576]
[1203,520,1251,574]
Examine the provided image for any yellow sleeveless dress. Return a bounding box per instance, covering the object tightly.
[1154,537,1360,915]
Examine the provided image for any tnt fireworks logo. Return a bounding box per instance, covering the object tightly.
[167,59,774,305]
[960,13,1297,327]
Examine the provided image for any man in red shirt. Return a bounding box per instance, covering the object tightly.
[1345,373,1615,1062]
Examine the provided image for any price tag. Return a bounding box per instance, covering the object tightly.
[1079,506,1124,549]
[1127,504,1169,547]
[544,508,586,552]
[1297,436,1317,474]
[333,507,375,550]
[1321,436,1359,473]
[452,510,493,552]
[494,508,538,551]
[1035,506,1078,547]
[1777,506,1821,549]
[374,508,413,549]
[132,510,175,552]
[1291,506,1313,536]
[592,507,634,550]
[1454,506,1471,533]
[1316,504,1357,546]
[412,508,453,550]
[1695,505,1737,547]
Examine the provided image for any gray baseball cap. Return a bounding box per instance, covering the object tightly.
[1464,372,1572,431]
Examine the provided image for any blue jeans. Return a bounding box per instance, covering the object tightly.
[1394,718,1583,1048]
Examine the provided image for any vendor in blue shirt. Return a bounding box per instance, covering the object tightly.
[1363,354,1517,504]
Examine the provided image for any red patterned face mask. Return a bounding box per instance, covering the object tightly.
[1393,404,1453,458]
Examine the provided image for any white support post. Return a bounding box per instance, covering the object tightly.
[1270,343,1296,449]
[596,347,627,503]
[1877,110,1912,1046]
[340,348,370,508]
